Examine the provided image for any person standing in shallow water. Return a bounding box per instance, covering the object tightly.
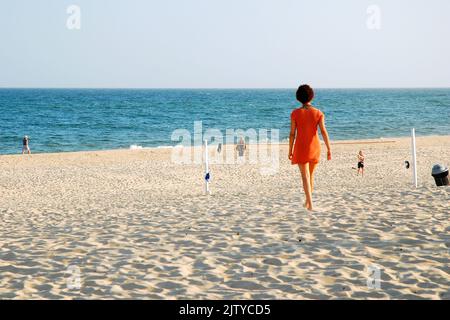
[22,135,31,154]
[289,85,331,211]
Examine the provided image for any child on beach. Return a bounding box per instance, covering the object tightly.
[357,150,365,176]
[22,135,31,154]
[289,85,331,211]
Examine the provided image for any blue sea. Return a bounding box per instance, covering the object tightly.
[0,88,449,155]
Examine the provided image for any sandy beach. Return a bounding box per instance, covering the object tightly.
[0,135,448,300]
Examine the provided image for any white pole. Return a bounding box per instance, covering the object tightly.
[411,128,418,188]
[204,139,210,194]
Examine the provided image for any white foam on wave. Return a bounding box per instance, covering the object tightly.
[129,144,174,150]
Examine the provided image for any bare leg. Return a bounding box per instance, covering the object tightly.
[361,167,364,177]
[309,162,318,193]
[299,163,313,211]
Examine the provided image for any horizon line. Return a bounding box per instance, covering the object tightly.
[1,86,450,90]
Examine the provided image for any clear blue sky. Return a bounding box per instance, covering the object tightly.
[1,0,449,88]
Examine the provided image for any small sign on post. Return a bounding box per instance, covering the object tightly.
[204,139,211,195]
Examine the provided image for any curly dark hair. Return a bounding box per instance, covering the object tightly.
[296,84,314,104]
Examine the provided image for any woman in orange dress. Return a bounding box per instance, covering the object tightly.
[289,85,331,211]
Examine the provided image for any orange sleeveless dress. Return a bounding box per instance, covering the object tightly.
[291,107,324,165]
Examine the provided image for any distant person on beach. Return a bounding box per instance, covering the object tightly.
[22,135,31,154]
[236,137,246,162]
[357,150,365,176]
[289,85,331,211]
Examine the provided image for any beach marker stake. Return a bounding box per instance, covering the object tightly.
[204,139,211,195]
[411,128,418,188]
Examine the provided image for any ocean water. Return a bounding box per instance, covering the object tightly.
[0,88,449,154]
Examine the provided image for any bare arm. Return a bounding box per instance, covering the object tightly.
[319,116,331,160]
[288,118,296,160]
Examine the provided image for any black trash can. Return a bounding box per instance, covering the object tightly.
[431,164,449,186]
